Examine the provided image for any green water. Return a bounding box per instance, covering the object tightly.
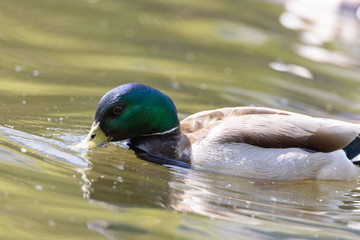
[1,0,360,239]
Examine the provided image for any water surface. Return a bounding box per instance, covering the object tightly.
[1,0,360,239]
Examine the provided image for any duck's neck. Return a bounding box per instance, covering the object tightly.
[128,127,192,164]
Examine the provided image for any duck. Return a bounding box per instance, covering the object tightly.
[77,83,360,181]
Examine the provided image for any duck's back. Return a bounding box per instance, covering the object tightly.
[180,107,360,180]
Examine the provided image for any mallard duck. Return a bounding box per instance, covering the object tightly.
[78,83,360,181]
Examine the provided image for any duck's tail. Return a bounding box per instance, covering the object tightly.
[343,135,360,166]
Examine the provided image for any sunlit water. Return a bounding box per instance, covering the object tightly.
[1,0,360,239]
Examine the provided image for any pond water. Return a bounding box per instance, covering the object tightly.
[1,0,360,239]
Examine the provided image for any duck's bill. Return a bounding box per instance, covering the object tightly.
[76,122,111,149]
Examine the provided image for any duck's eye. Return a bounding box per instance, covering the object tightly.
[90,133,96,140]
[113,106,123,115]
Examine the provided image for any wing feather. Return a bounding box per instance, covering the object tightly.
[181,107,360,152]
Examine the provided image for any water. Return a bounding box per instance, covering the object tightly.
[1,0,360,239]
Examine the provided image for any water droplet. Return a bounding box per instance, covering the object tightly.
[171,81,180,89]
[35,185,43,190]
[185,52,195,61]
[98,19,109,29]
[200,83,207,90]
[117,176,123,183]
[22,100,26,104]
[14,65,23,72]
[33,70,39,76]
[20,148,27,153]
[224,67,232,75]
[68,216,76,223]
[48,219,56,227]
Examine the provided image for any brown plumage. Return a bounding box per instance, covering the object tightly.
[181,107,360,153]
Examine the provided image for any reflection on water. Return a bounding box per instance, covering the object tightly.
[294,44,358,67]
[269,60,313,79]
[81,147,360,238]
[281,0,360,67]
[281,0,360,45]
[1,0,360,239]
[0,125,87,168]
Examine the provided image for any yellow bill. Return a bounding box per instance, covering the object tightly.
[76,122,111,149]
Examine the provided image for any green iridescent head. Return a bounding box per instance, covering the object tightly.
[78,83,180,149]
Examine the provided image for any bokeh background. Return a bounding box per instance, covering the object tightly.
[1,0,360,239]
